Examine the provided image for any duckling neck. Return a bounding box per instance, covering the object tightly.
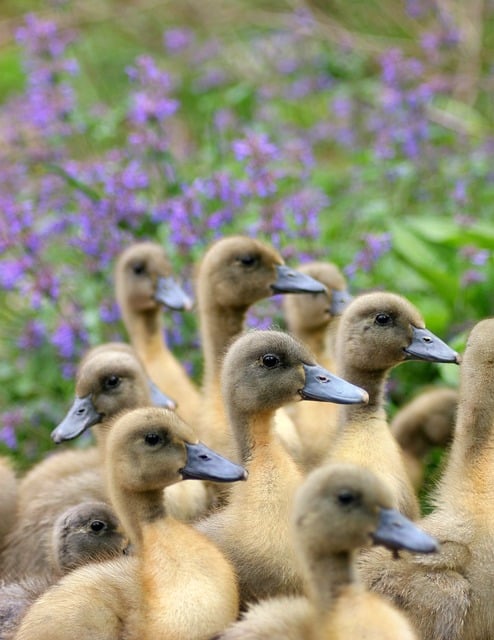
[199,302,248,385]
[231,409,277,465]
[122,306,167,361]
[437,391,494,501]
[111,486,165,549]
[337,365,387,424]
[306,551,355,612]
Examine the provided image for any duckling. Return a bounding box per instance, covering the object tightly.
[194,236,327,460]
[0,456,18,552]
[391,386,458,491]
[196,329,368,607]
[0,344,170,579]
[214,462,438,640]
[326,292,459,520]
[0,501,127,640]
[15,407,247,640]
[360,318,494,640]
[115,241,200,426]
[279,261,352,471]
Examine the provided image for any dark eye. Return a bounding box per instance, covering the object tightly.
[132,261,146,275]
[144,432,162,446]
[262,354,280,368]
[375,313,392,326]
[90,520,106,533]
[104,375,121,390]
[238,255,257,267]
[337,490,359,506]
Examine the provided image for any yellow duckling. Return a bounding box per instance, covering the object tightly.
[360,318,494,640]
[279,261,352,471]
[326,291,459,520]
[215,462,437,640]
[196,329,367,607]
[115,241,200,426]
[15,407,246,640]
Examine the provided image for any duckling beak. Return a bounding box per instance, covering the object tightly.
[147,379,177,410]
[404,327,460,364]
[300,364,369,405]
[372,508,439,555]
[181,442,248,483]
[155,276,193,311]
[271,265,327,294]
[329,288,352,316]
[51,395,103,443]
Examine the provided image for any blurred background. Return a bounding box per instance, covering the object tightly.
[1,0,493,477]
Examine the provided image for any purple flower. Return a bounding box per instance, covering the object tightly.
[51,320,75,359]
[163,28,194,54]
[345,233,392,276]
[17,320,46,350]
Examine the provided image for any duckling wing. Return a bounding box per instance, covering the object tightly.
[359,542,471,640]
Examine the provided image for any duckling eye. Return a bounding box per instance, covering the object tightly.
[237,254,258,268]
[375,313,392,326]
[144,432,163,447]
[103,375,121,390]
[90,520,106,533]
[337,490,359,507]
[261,354,281,369]
[132,261,146,276]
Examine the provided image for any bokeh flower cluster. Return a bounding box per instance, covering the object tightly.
[1,0,493,466]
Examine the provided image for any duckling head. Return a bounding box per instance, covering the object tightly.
[51,348,163,443]
[196,236,326,310]
[52,501,128,573]
[106,407,247,493]
[283,261,352,333]
[292,462,439,561]
[115,241,192,313]
[221,330,368,417]
[337,291,459,372]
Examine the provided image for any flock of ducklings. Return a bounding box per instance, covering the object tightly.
[3,234,493,640]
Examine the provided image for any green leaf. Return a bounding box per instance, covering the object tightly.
[390,221,458,302]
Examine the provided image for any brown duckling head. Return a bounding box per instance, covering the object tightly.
[221,330,368,418]
[51,347,162,443]
[52,501,128,573]
[336,291,459,373]
[115,241,192,313]
[196,236,326,310]
[106,407,247,494]
[292,462,438,561]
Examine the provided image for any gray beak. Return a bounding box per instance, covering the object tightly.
[404,327,460,364]
[51,395,102,443]
[155,276,193,311]
[300,363,369,405]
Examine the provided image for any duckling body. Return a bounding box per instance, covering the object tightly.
[0,501,126,640]
[326,292,459,520]
[194,236,327,461]
[115,242,200,426]
[360,318,494,640]
[279,261,351,471]
[15,407,246,640]
[391,386,457,491]
[196,330,367,606]
[215,463,437,640]
[14,555,140,640]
